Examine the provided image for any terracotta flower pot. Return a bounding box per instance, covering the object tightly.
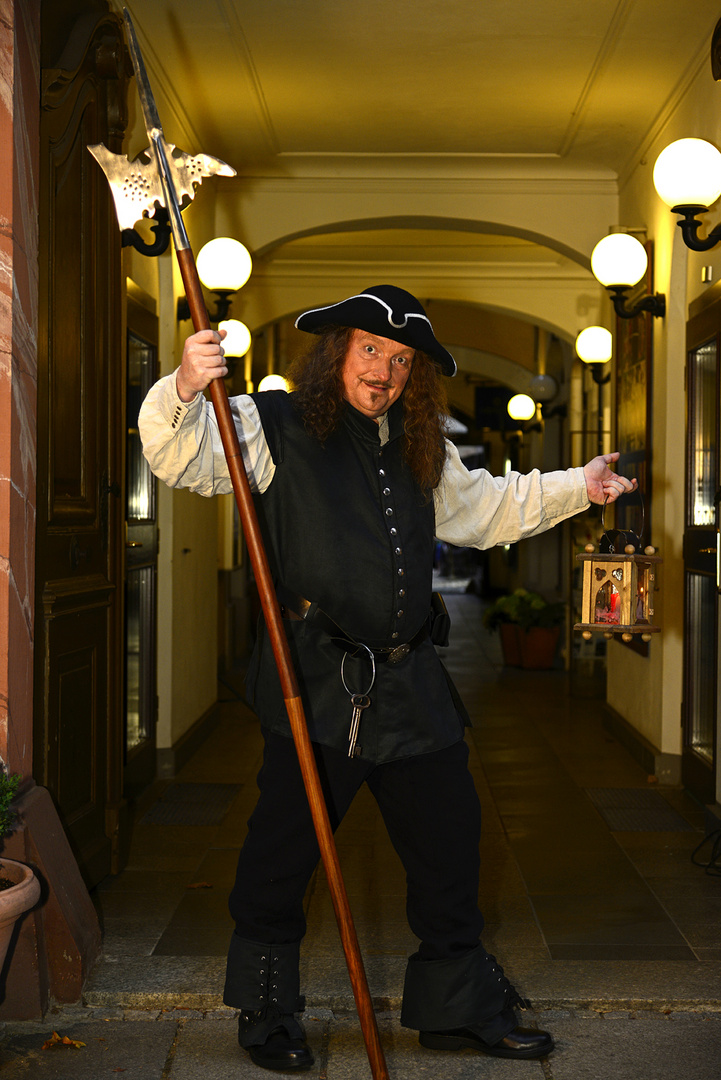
[0,859,41,971]
[518,626,560,670]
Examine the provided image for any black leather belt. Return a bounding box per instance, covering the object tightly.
[277,586,428,665]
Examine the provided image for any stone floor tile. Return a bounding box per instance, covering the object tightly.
[0,1020,176,1079]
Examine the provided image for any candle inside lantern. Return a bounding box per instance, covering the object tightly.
[594,581,620,623]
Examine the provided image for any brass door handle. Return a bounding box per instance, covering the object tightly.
[126,541,143,548]
[699,547,717,553]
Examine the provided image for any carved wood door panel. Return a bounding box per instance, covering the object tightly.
[35,7,129,885]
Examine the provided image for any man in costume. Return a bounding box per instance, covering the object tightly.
[139,284,636,1072]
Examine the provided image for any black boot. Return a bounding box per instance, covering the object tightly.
[419,1024,554,1059]
[224,935,314,1072]
[401,943,554,1061]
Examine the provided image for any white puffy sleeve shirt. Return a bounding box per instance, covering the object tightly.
[138,370,590,549]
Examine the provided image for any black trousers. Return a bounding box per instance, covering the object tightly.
[227,729,484,960]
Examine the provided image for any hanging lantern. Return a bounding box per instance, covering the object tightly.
[574,496,662,642]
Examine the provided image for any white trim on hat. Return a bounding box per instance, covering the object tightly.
[294,293,432,332]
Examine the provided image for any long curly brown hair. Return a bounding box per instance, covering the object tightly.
[287,326,450,492]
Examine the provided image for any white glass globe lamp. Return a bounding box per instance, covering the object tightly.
[575,327,612,364]
[197,238,252,292]
[219,319,251,357]
[591,234,648,288]
[507,394,536,422]
[528,373,558,403]
[653,139,721,210]
[258,374,290,393]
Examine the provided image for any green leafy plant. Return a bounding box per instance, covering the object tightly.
[482,588,565,632]
[0,767,20,840]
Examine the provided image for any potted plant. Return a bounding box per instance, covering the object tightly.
[0,768,40,973]
[482,588,565,669]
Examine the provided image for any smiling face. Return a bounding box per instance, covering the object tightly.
[340,330,414,419]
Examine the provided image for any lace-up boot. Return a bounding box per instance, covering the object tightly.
[401,943,554,1060]
[224,935,314,1071]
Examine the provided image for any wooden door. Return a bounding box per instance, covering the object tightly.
[124,294,159,795]
[684,299,721,804]
[35,6,129,885]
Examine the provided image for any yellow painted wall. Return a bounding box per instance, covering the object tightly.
[606,54,719,758]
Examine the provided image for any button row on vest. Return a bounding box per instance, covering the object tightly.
[378,460,406,632]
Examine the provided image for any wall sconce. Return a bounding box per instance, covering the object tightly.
[507,393,536,421]
[122,205,171,257]
[575,326,612,385]
[576,327,611,456]
[528,373,567,420]
[653,138,721,251]
[219,318,251,356]
[217,318,251,381]
[528,373,558,403]
[590,233,665,319]
[177,237,252,322]
[258,374,290,392]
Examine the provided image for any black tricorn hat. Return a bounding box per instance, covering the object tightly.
[295,284,456,376]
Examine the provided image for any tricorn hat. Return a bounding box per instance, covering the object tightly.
[295,284,456,376]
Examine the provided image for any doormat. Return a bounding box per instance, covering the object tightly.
[585,788,695,832]
[140,782,242,826]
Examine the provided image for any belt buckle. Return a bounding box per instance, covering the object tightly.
[386,643,410,665]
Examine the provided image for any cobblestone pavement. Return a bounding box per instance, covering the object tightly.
[1,1005,721,1080]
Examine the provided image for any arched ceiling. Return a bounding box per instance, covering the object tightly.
[119,0,719,182]
[260,229,580,275]
[110,1,720,375]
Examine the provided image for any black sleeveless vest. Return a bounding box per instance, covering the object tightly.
[245,391,465,763]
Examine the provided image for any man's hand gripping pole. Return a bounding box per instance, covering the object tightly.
[91,10,390,1078]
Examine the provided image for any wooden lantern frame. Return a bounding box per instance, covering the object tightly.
[574,547,662,642]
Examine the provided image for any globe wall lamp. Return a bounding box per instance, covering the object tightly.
[507,393,537,422]
[212,317,252,383]
[258,374,290,392]
[653,138,721,251]
[590,233,665,319]
[528,373,558,404]
[528,372,567,421]
[575,326,612,385]
[219,318,252,358]
[177,237,252,322]
[576,326,612,456]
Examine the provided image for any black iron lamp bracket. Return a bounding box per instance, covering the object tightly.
[607,285,666,320]
[121,205,172,257]
[671,205,721,252]
[586,363,611,386]
[176,289,234,323]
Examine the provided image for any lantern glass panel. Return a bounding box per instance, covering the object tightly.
[636,579,646,621]
[595,580,620,624]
